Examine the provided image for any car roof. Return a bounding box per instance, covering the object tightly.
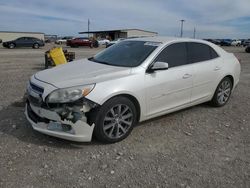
[126,36,228,56]
[126,36,213,44]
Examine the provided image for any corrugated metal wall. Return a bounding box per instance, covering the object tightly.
[126,30,157,38]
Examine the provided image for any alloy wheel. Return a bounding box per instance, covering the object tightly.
[103,104,133,139]
[217,80,231,105]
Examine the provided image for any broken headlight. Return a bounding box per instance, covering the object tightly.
[46,84,95,103]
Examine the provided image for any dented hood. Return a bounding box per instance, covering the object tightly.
[35,58,131,88]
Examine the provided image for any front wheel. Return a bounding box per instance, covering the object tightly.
[210,77,233,107]
[90,97,137,143]
[33,43,39,49]
[9,43,15,49]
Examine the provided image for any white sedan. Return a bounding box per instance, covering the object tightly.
[98,39,110,45]
[25,37,241,143]
[231,40,241,46]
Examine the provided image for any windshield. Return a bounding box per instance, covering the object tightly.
[89,41,160,67]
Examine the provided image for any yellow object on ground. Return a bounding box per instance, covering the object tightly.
[49,47,67,66]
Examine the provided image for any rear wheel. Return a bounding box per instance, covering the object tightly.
[210,77,233,107]
[90,96,137,143]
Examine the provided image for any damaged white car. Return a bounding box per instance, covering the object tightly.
[25,37,241,143]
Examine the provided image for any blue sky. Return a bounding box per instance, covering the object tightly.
[0,0,250,38]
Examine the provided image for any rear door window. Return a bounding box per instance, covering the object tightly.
[187,42,218,63]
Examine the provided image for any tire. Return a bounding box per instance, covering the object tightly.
[9,43,15,49]
[33,43,39,49]
[89,96,137,143]
[210,77,233,107]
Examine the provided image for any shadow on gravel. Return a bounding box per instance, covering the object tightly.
[137,102,214,128]
[1,97,216,148]
[32,66,44,71]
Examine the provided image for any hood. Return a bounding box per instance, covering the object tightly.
[35,58,131,88]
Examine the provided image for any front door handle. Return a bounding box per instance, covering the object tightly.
[183,74,192,79]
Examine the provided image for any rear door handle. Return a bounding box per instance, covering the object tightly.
[214,66,221,71]
[183,74,192,79]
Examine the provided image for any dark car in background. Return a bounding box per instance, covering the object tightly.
[242,39,250,47]
[2,37,44,49]
[245,45,250,53]
[66,37,93,48]
[204,39,221,45]
[220,39,232,46]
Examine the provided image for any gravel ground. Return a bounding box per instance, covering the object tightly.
[0,44,249,188]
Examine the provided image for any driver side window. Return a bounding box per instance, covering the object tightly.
[155,42,188,68]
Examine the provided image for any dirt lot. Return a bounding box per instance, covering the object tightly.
[0,44,249,188]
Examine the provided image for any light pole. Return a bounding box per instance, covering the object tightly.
[193,27,196,39]
[180,19,185,37]
[87,19,90,38]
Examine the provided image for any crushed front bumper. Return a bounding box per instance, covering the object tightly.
[24,102,95,142]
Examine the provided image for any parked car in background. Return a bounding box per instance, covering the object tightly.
[204,39,221,45]
[245,45,250,53]
[66,37,93,48]
[98,38,110,45]
[25,37,241,143]
[106,38,125,48]
[55,36,73,44]
[220,39,232,46]
[242,39,250,47]
[231,40,241,46]
[2,37,44,49]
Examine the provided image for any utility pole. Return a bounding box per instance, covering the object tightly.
[180,19,185,37]
[193,27,196,39]
[87,19,90,38]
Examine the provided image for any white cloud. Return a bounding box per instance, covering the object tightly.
[0,0,249,38]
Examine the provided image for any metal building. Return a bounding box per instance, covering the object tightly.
[0,31,45,42]
[79,29,157,40]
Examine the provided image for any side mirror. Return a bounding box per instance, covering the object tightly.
[147,61,168,73]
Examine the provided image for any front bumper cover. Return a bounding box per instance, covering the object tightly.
[25,102,95,142]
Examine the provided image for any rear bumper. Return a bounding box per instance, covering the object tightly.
[25,102,95,142]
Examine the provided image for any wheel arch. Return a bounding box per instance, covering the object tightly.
[211,74,235,100]
[225,75,234,88]
[102,93,141,123]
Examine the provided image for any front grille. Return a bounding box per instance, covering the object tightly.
[30,82,44,94]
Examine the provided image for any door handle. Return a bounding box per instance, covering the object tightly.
[183,74,192,79]
[214,66,221,71]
